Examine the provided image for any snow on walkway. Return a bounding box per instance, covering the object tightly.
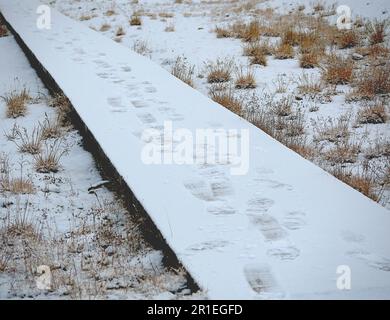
[1,0,390,299]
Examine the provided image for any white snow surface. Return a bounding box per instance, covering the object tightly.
[1,0,390,299]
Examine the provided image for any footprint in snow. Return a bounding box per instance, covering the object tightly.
[246,197,274,214]
[207,204,237,216]
[107,97,127,112]
[282,211,306,231]
[136,112,157,124]
[97,72,109,79]
[249,213,287,241]
[168,113,185,121]
[267,246,300,261]
[341,230,365,243]
[187,240,230,252]
[244,264,281,295]
[183,179,215,201]
[347,250,390,272]
[145,86,157,93]
[253,178,293,191]
[121,66,131,72]
[210,178,234,197]
[131,100,149,108]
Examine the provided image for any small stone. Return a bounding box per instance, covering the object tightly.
[352,53,364,61]
[105,246,115,256]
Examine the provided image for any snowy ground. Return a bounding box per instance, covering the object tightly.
[0,30,202,300]
[46,0,390,209]
[1,0,390,300]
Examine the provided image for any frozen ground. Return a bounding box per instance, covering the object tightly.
[0,30,202,300]
[1,0,389,299]
[47,0,390,209]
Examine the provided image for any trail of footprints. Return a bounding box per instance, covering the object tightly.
[341,230,390,272]
[182,163,308,295]
[51,36,390,297]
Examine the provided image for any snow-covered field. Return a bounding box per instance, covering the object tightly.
[1,0,390,300]
[47,0,390,209]
[0,29,201,300]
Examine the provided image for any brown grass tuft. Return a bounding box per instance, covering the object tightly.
[209,85,243,115]
[299,52,320,68]
[338,30,359,49]
[321,54,354,85]
[116,27,126,37]
[206,59,234,83]
[2,89,31,118]
[0,24,8,37]
[357,101,388,124]
[99,23,111,32]
[130,14,142,26]
[215,26,232,38]
[34,139,68,173]
[333,169,378,201]
[354,64,390,98]
[235,68,257,89]
[171,56,195,87]
[367,20,388,45]
[274,43,295,59]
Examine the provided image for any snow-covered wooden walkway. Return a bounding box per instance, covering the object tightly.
[1,0,390,299]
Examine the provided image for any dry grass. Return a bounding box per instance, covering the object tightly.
[353,64,390,98]
[8,124,43,155]
[0,24,8,37]
[241,20,261,42]
[337,30,359,49]
[299,32,324,54]
[367,20,388,45]
[105,9,116,17]
[99,23,111,32]
[79,15,93,21]
[299,52,320,68]
[171,56,195,87]
[324,140,360,165]
[0,248,10,272]
[274,43,294,59]
[132,39,152,57]
[2,177,35,194]
[130,14,142,26]
[243,40,273,57]
[164,22,175,32]
[216,20,261,42]
[313,116,350,143]
[215,26,232,38]
[1,89,31,118]
[243,41,271,66]
[209,85,243,115]
[249,50,267,66]
[281,28,300,46]
[243,92,306,152]
[272,96,292,117]
[366,45,390,59]
[297,73,324,95]
[321,54,354,85]
[34,139,68,173]
[49,94,72,126]
[40,114,64,139]
[159,12,175,18]
[116,27,126,37]
[364,139,390,160]
[206,58,234,83]
[357,101,388,124]
[333,168,378,201]
[0,156,35,195]
[235,68,256,89]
